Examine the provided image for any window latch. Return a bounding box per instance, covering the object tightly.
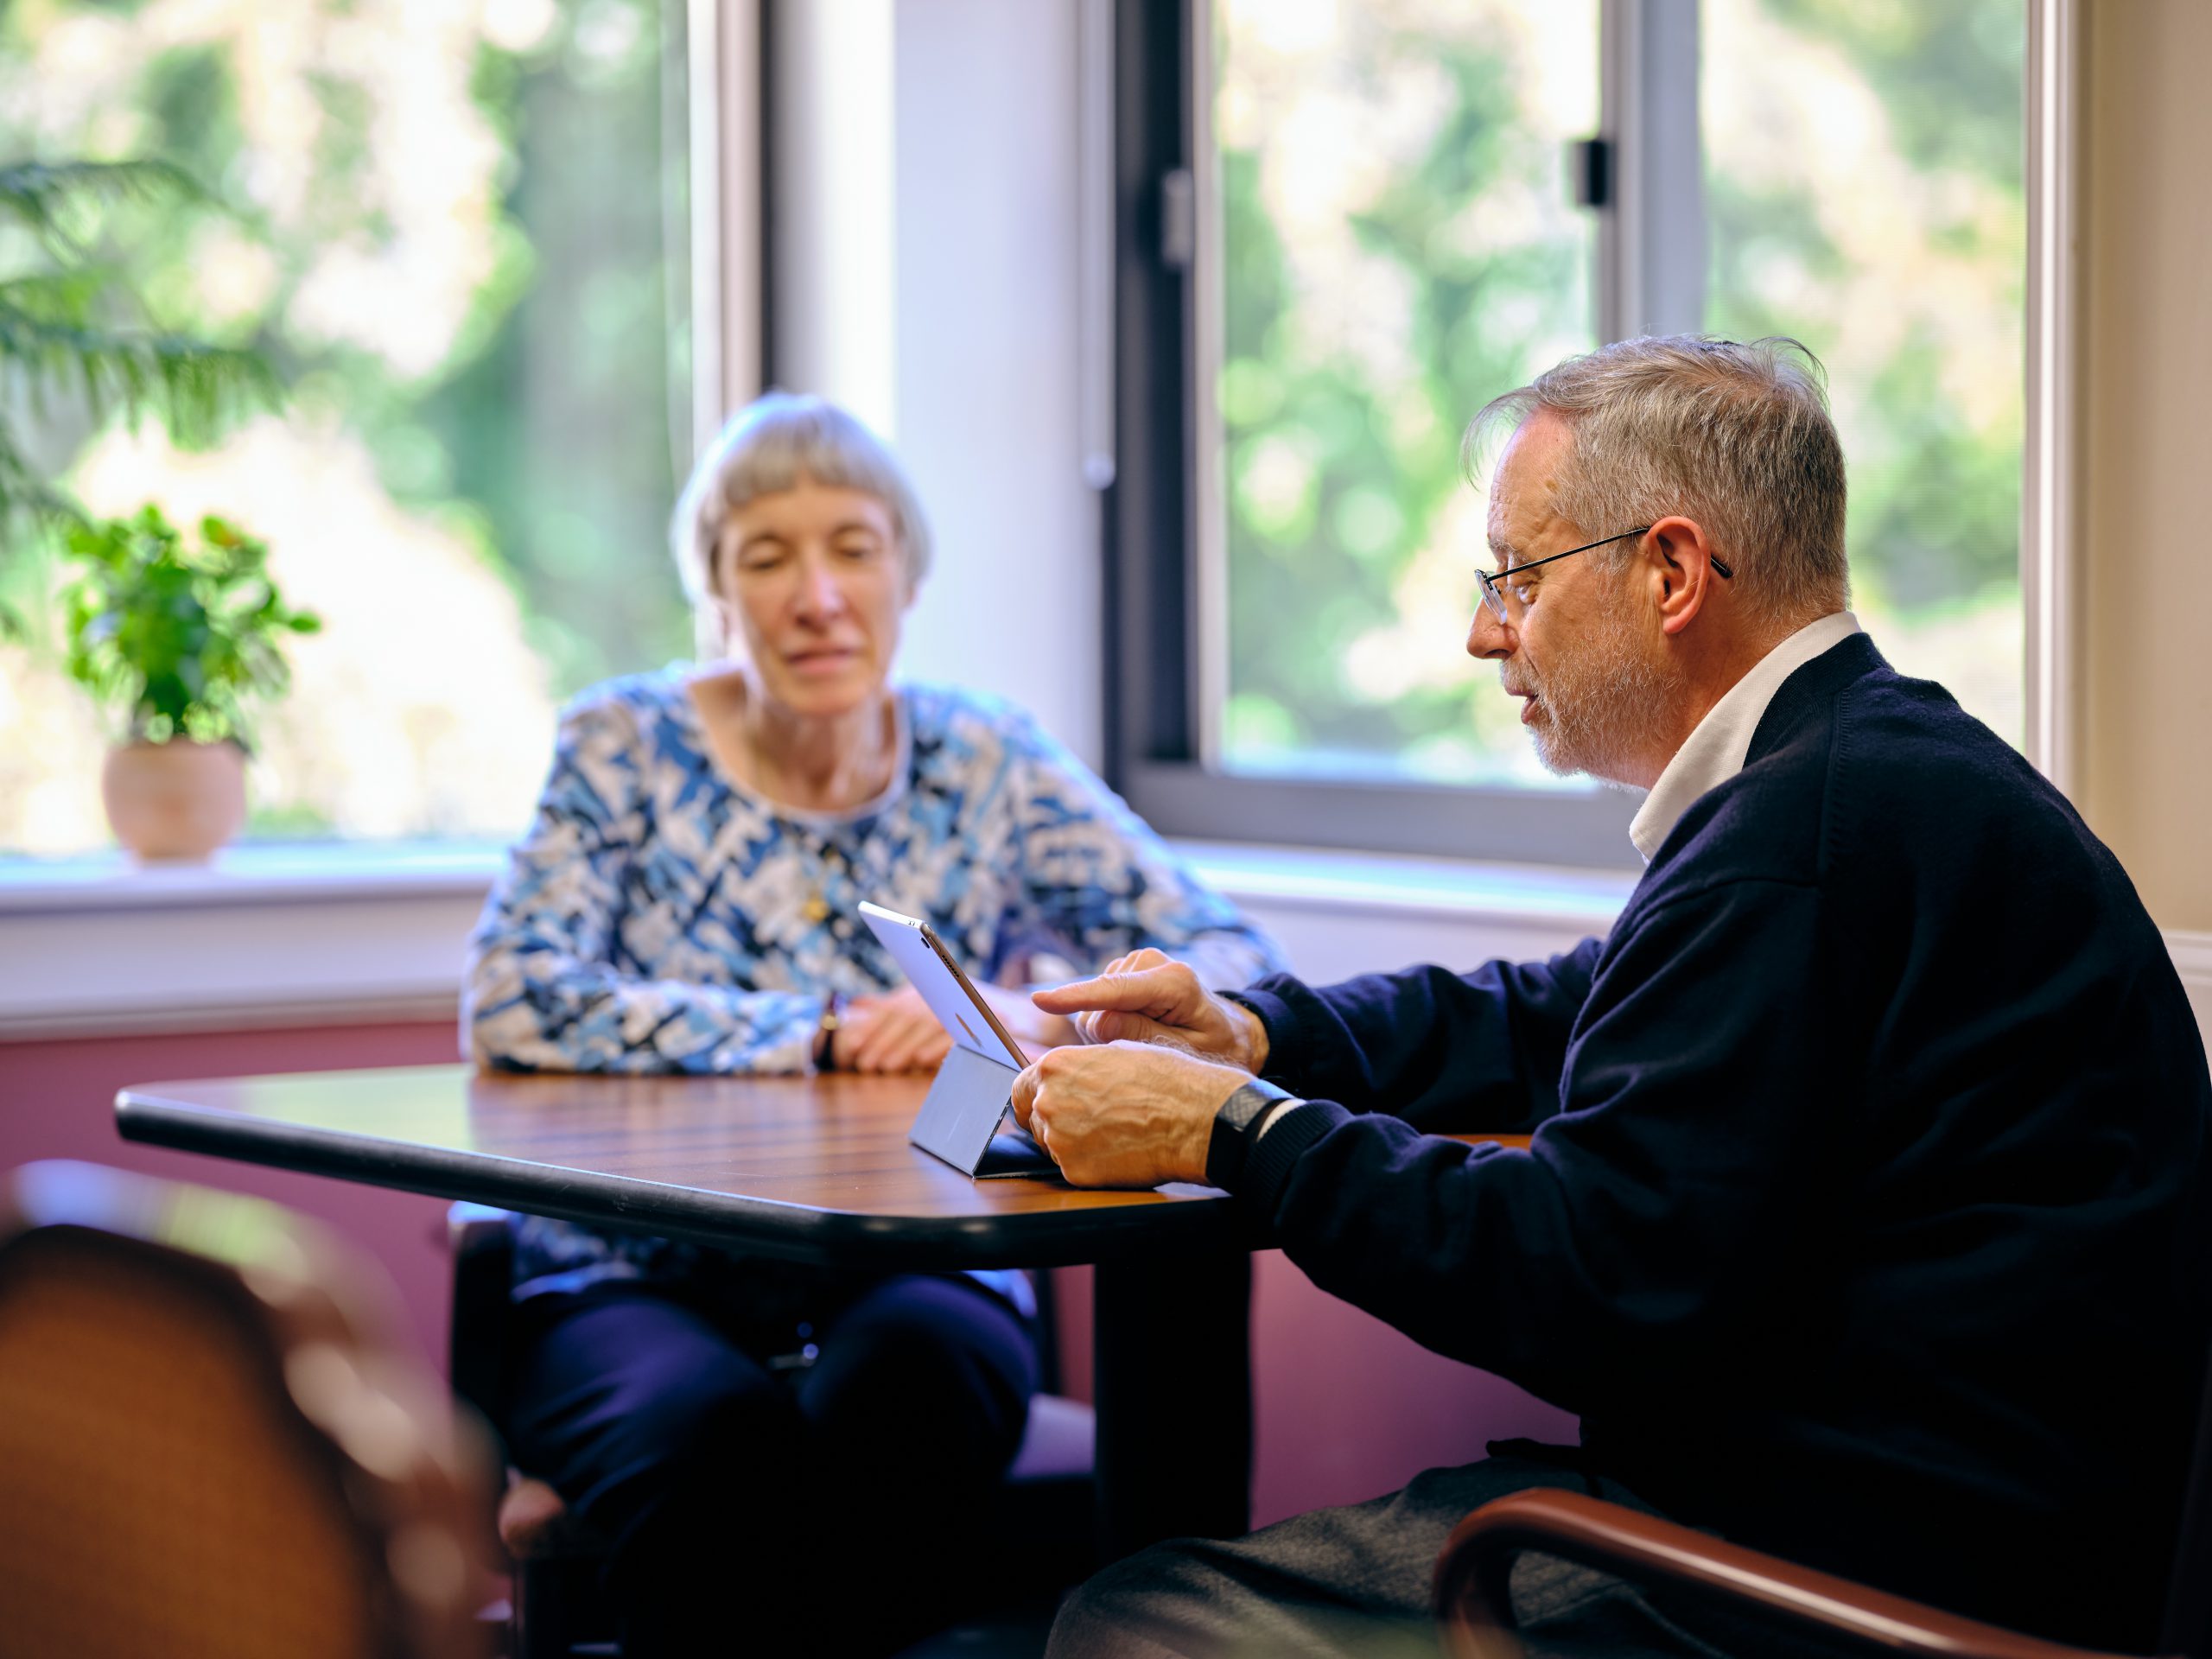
[1570,137,1611,209]
[1160,168,1197,269]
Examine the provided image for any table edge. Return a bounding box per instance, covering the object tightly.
[113,1088,1250,1270]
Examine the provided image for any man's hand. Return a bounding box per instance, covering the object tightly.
[1028,949,1269,1071]
[1009,1041,1250,1188]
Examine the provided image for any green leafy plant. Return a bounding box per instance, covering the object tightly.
[0,159,280,556]
[61,505,320,747]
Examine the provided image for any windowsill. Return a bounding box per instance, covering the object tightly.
[0,840,507,916]
[0,837,1635,1038]
[1173,841,1637,932]
[0,841,508,1039]
[2,839,2205,1043]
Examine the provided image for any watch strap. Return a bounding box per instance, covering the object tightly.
[1206,1077,1296,1191]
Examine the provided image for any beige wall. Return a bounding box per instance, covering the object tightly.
[2079,0,2212,934]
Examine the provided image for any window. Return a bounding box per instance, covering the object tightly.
[0,0,702,855]
[1114,0,2028,866]
[1702,0,2026,740]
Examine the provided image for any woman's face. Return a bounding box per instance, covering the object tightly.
[710,478,911,720]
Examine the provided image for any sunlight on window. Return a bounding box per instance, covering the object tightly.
[1212,0,1601,791]
[1212,0,2028,789]
[0,0,692,855]
[1703,0,2025,743]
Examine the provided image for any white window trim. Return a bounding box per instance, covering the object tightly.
[2023,0,2082,797]
[689,0,764,444]
[2,841,2207,1052]
[0,839,1637,1038]
[0,842,503,1037]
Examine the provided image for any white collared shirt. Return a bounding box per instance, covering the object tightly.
[1627,611,1863,863]
[1253,610,1863,1152]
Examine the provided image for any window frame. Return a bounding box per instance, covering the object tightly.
[1105,0,2073,866]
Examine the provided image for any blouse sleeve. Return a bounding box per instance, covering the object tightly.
[1005,709,1286,990]
[461,695,823,1074]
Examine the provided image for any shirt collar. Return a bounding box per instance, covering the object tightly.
[1628,611,1863,863]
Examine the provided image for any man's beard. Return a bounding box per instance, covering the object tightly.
[1512,588,1669,784]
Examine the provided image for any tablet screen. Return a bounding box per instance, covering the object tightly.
[855,902,1028,1070]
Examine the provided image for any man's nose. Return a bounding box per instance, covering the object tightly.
[1466,604,1514,661]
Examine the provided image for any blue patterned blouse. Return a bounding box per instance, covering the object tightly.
[463,669,1285,1299]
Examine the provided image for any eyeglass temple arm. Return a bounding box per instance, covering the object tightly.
[1488,530,1733,582]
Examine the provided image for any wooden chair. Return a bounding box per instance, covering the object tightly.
[1434,1354,2212,1659]
[0,1160,499,1659]
[447,1204,1100,1658]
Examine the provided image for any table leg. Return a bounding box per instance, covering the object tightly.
[1090,1248,1252,1561]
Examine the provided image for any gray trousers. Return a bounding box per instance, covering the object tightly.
[1046,1454,1745,1659]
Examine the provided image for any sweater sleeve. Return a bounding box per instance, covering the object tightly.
[1005,709,1286,988]
[461,696,823,1074]
[1241,877,1840,1412]
[1234,938,1605,1134]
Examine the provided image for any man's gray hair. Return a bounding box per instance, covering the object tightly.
[1466,335,1848,626]
[671,391,933,605]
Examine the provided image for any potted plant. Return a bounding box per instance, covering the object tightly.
[61,505,319,861]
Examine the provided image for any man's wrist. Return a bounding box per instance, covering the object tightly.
[1206,1078,1298,1190]
[1218,991,1272,1075]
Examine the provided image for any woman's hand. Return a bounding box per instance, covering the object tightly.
[830,978,1079,1073]
[832,988,953,1074]
[976,981,1079,1054]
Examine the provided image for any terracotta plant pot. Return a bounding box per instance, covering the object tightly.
[101,740,248,861]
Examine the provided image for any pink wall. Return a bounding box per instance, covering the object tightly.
[4,1020,1573,1527]
[1049,1255,1574,1531]
[0,1020,462,1363]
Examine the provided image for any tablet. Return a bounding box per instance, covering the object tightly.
[856,901,1029,1068]
[856,901,1058,1179]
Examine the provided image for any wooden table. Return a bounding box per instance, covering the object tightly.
[116,1064,1530,1557]
[113,1065,1281,1556]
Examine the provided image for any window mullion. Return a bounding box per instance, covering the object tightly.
[1597,0,1707,343]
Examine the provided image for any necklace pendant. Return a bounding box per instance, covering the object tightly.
[802,893,830,925]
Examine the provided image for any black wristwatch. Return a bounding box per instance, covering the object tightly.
[1206,1078,1297,1192]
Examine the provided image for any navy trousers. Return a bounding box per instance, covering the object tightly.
[503,1271,1038,1658]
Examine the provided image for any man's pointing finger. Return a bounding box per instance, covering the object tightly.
[1030,965,1185,1016]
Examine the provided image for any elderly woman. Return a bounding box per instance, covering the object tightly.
[462,392,1281,1656]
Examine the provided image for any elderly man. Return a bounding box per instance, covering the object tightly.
[1019,336,2211,1658]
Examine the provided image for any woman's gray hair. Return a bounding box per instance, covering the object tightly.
[670,391,933,605]
[1465,335,1848,626]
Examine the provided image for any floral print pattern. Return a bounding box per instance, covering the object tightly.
[463,669,1284,1295]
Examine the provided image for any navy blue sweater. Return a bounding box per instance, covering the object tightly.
[1233,636,2211,1649]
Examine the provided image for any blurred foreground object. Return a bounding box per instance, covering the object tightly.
[0,1160,497,1659]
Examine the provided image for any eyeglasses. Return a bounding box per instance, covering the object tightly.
[1476,526,1734,627]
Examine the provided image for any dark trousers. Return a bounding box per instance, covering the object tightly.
[1047,1452,1767,1659]
[504,1273,1038,1659]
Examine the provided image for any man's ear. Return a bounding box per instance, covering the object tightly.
[1643,515,1721,638]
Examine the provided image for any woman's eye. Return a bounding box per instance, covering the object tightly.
[834,540,881,563]
[737,547,789,575]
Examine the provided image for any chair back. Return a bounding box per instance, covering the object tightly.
[2161,1338,2212,1658]
[0,1161,496,1659]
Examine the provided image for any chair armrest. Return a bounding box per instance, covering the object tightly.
[1432,1489,2150,1659]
